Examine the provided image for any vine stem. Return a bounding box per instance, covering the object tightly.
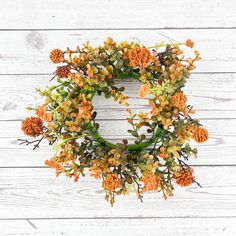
[147,42,183,50]
[89,125,162,151]
[86,73,163,151]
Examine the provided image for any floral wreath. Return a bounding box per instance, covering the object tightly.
[20,38,208,205]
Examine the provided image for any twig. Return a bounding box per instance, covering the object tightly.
[194,180,203,188]
[132,177,143,203]
[18,136,44,150]
[50,75,56,82]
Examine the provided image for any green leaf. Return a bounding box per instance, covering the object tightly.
[131,131,138,137]
[25,106,34,110]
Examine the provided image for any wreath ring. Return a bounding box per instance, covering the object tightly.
[20,38,208,205]
[88,72,163,152]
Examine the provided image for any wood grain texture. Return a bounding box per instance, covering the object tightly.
[0,0,235,29]
[0,117,235,166]
[0,167,235,219]
[0,29,236,74]
[0,218,235,236]
[0,74,235,120]
[0,0,236,234]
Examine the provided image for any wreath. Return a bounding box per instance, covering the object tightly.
[20,38,208,205]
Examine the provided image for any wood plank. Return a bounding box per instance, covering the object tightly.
[0,0,235,29]
[0,218,235,236]
[2,119,235,139]
[0,118,235,166]
[0,74,235,121]
[0,167,235,218]
[0,29,235,73]
[0,0,234,229]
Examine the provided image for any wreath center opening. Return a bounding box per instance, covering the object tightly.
[91,77,162,151]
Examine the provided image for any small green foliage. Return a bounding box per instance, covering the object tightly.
[21,38,207,206]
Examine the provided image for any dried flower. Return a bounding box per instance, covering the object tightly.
[50,49,64,63]
[20,38,206,205]
[45,159,65,176]
[192,126,209,143]
[56,65,71,78]
[172,92,187,110]
[35,105,52,122]
[173,168,195,187]
[21,117,44,137]
[139,84,151,98]
[160,147,169,159]
[103,174,121,191]
[186,39,194,48]
[89,166,101,179]
[104,37,116,48]
[141,174,160,193]
[128,47,153,69]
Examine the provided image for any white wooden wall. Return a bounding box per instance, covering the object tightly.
[0,0,236,235]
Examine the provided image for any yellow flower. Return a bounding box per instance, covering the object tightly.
[167,145,181,158]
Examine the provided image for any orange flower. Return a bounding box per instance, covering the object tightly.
[108,158,120,166]
[69,73,84,88]
[56,65,71,78]
[169,62,184,81]
[86,65,94,77]
[104,37,116,48]
[68,123,81,133]
[50,49,64,63]
[186,39,194,48]
[141,174,160,193]
[139,84,151,98]
[128,47,153,69]
[68,173,79,182]
[21,117,44,137]
[45,159,65,176]
[160,147,169,159]
[192,126,208,143]
[163,118,172,130]
[78,101,92,117]
[173,168,195,187]
[122,48,128,60]
[172,91,187,110]
[103,174,121,191]
[35,105,52,122]
[89,166,101,179]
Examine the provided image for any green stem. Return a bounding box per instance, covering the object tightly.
[87,72,163,151]
[147,42,182,50]
[90,126,162,151]
[117,72,140,80]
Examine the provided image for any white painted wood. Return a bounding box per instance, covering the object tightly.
[0,0,236,234]
[0,74,235,121]
[0,218,235,236]
[0,0,235,29]
[0,118,235,166]
[0,29,236,74]
[0,167,235,219]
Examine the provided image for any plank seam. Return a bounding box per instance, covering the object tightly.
[0,216,235,220]
[0,27,236,31]
[0,165,236,169]
[1,72,236,76]
[1,117,236,121]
